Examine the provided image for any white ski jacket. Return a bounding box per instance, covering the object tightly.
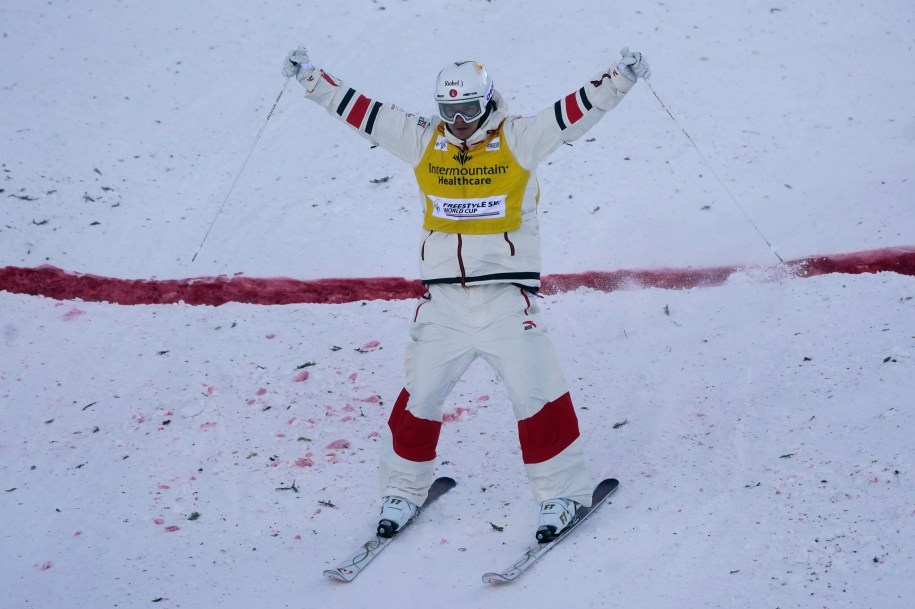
[297,63,635,289]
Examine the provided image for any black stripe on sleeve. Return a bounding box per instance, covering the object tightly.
[336,88,356,116]
[579,87,593,111]
[553,100,567,131]
[365,101,383,134]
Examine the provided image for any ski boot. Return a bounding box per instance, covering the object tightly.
[377,495,419,538]
[535,497,583,543]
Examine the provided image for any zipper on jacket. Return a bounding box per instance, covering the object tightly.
[503,232,516,256]
[421,231,432,260]
[457,234,466,287]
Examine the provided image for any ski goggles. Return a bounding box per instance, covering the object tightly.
[438,99,486,124]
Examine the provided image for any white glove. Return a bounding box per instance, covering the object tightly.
[616,47,651,82]
[282,45,313,82]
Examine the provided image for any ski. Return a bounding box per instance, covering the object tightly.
[482,478,619,584]
[323,476,457,582]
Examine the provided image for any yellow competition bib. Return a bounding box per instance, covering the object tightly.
[415,124,531,234]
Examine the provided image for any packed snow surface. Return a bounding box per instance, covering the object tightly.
[1,1,914,608]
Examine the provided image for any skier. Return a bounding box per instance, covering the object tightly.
[282,47,650,542]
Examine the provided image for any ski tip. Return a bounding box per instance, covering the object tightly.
[435,476,457,487]
[323,569,354,583]
[482,572,512,584]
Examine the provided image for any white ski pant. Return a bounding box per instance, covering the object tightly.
[379,283,593,508]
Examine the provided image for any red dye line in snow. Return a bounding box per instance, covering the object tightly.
[1,246,913,306]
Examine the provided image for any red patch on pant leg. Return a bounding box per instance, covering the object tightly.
[388,388,442,462]
[517,392,580,464]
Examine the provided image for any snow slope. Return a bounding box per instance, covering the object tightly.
[2,1,914,608]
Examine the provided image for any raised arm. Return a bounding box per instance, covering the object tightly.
[504,48,651,168]
[282,46,432,166]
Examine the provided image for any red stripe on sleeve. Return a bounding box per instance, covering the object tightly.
[346,94,373,128]
[564,92,584,125]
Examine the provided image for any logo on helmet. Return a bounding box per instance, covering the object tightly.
[444,80,463,87]
[448,89,458,98]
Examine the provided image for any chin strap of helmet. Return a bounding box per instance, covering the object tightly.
[478,99,496,126]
